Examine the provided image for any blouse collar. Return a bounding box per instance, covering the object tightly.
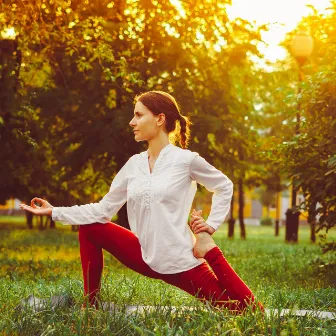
[145,143,174,159]
[146,143,174,158]
[139,143,175,176]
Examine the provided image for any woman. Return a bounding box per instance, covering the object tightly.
[20,91,264,314]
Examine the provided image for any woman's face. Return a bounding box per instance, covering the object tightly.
[129,101,165,142]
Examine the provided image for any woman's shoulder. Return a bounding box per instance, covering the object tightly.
[174,146,200,164]
[128,153,143,165]
[121,154,141,169]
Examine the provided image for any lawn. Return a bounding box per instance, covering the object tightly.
[0,216,335,335]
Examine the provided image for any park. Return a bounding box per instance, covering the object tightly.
[0,0,335,335]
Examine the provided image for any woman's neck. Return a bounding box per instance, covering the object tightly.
[147,137,170,159]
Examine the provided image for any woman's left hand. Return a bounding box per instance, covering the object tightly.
[190,209,215,235]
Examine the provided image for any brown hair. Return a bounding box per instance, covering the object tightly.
[134,90,192,149]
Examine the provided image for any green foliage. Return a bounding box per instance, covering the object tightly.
[257,188,276,209]
[260,217,273,226]
[257,1,336,251]
[277,38,336,251]
[0,0,264,225]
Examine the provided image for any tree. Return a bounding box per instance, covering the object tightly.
[1,0,264,232]
[269,1,336,250]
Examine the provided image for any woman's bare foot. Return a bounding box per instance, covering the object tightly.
[193,232,217,258]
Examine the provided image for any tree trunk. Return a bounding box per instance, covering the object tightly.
[49,217,55,229]
[275,192,280,236]
[308,200,317,243]
[275,219,280,236]
[310,219,316,243]
[228,196,235,239]
[117,204,130,230]
[286,185,300,243]
[238,177,246,240]
[25,211,33,229]
[285,208,299,243]
[38,216,46,230]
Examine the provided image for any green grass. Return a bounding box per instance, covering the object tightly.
[0,216,335,335]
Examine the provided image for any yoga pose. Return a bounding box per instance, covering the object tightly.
[20,91,263,314]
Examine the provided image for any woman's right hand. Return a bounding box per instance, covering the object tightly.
[20,197,54,217]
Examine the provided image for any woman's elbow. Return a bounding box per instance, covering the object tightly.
[228,179,233,189]
[216,176,233,196]
[225,178,234,196]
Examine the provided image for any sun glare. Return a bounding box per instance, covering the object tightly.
[168,0,332,67]
[1,27,17,40]
[227,0,333,63]
[169,0,186,18]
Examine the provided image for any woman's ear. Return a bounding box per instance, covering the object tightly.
[157,113,166,127]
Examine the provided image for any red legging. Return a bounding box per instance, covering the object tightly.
[78,222,264,313]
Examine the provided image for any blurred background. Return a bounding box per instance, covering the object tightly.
[0,0,335,251]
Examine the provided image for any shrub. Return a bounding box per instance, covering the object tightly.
[260,217,273,226]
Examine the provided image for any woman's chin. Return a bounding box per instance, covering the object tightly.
[134,134,143,141]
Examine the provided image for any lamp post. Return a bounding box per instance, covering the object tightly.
[285,30,314,243]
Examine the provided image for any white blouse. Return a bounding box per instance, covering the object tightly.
[52,143,233,274]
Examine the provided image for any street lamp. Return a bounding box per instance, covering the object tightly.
[285,30,314,243]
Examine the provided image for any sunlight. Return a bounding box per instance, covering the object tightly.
[227,0,333,63]
[1,27,16,40]
[169,0,186,18]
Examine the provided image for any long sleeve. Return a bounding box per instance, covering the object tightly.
[52,157,133,225]
[189,154,233,231]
